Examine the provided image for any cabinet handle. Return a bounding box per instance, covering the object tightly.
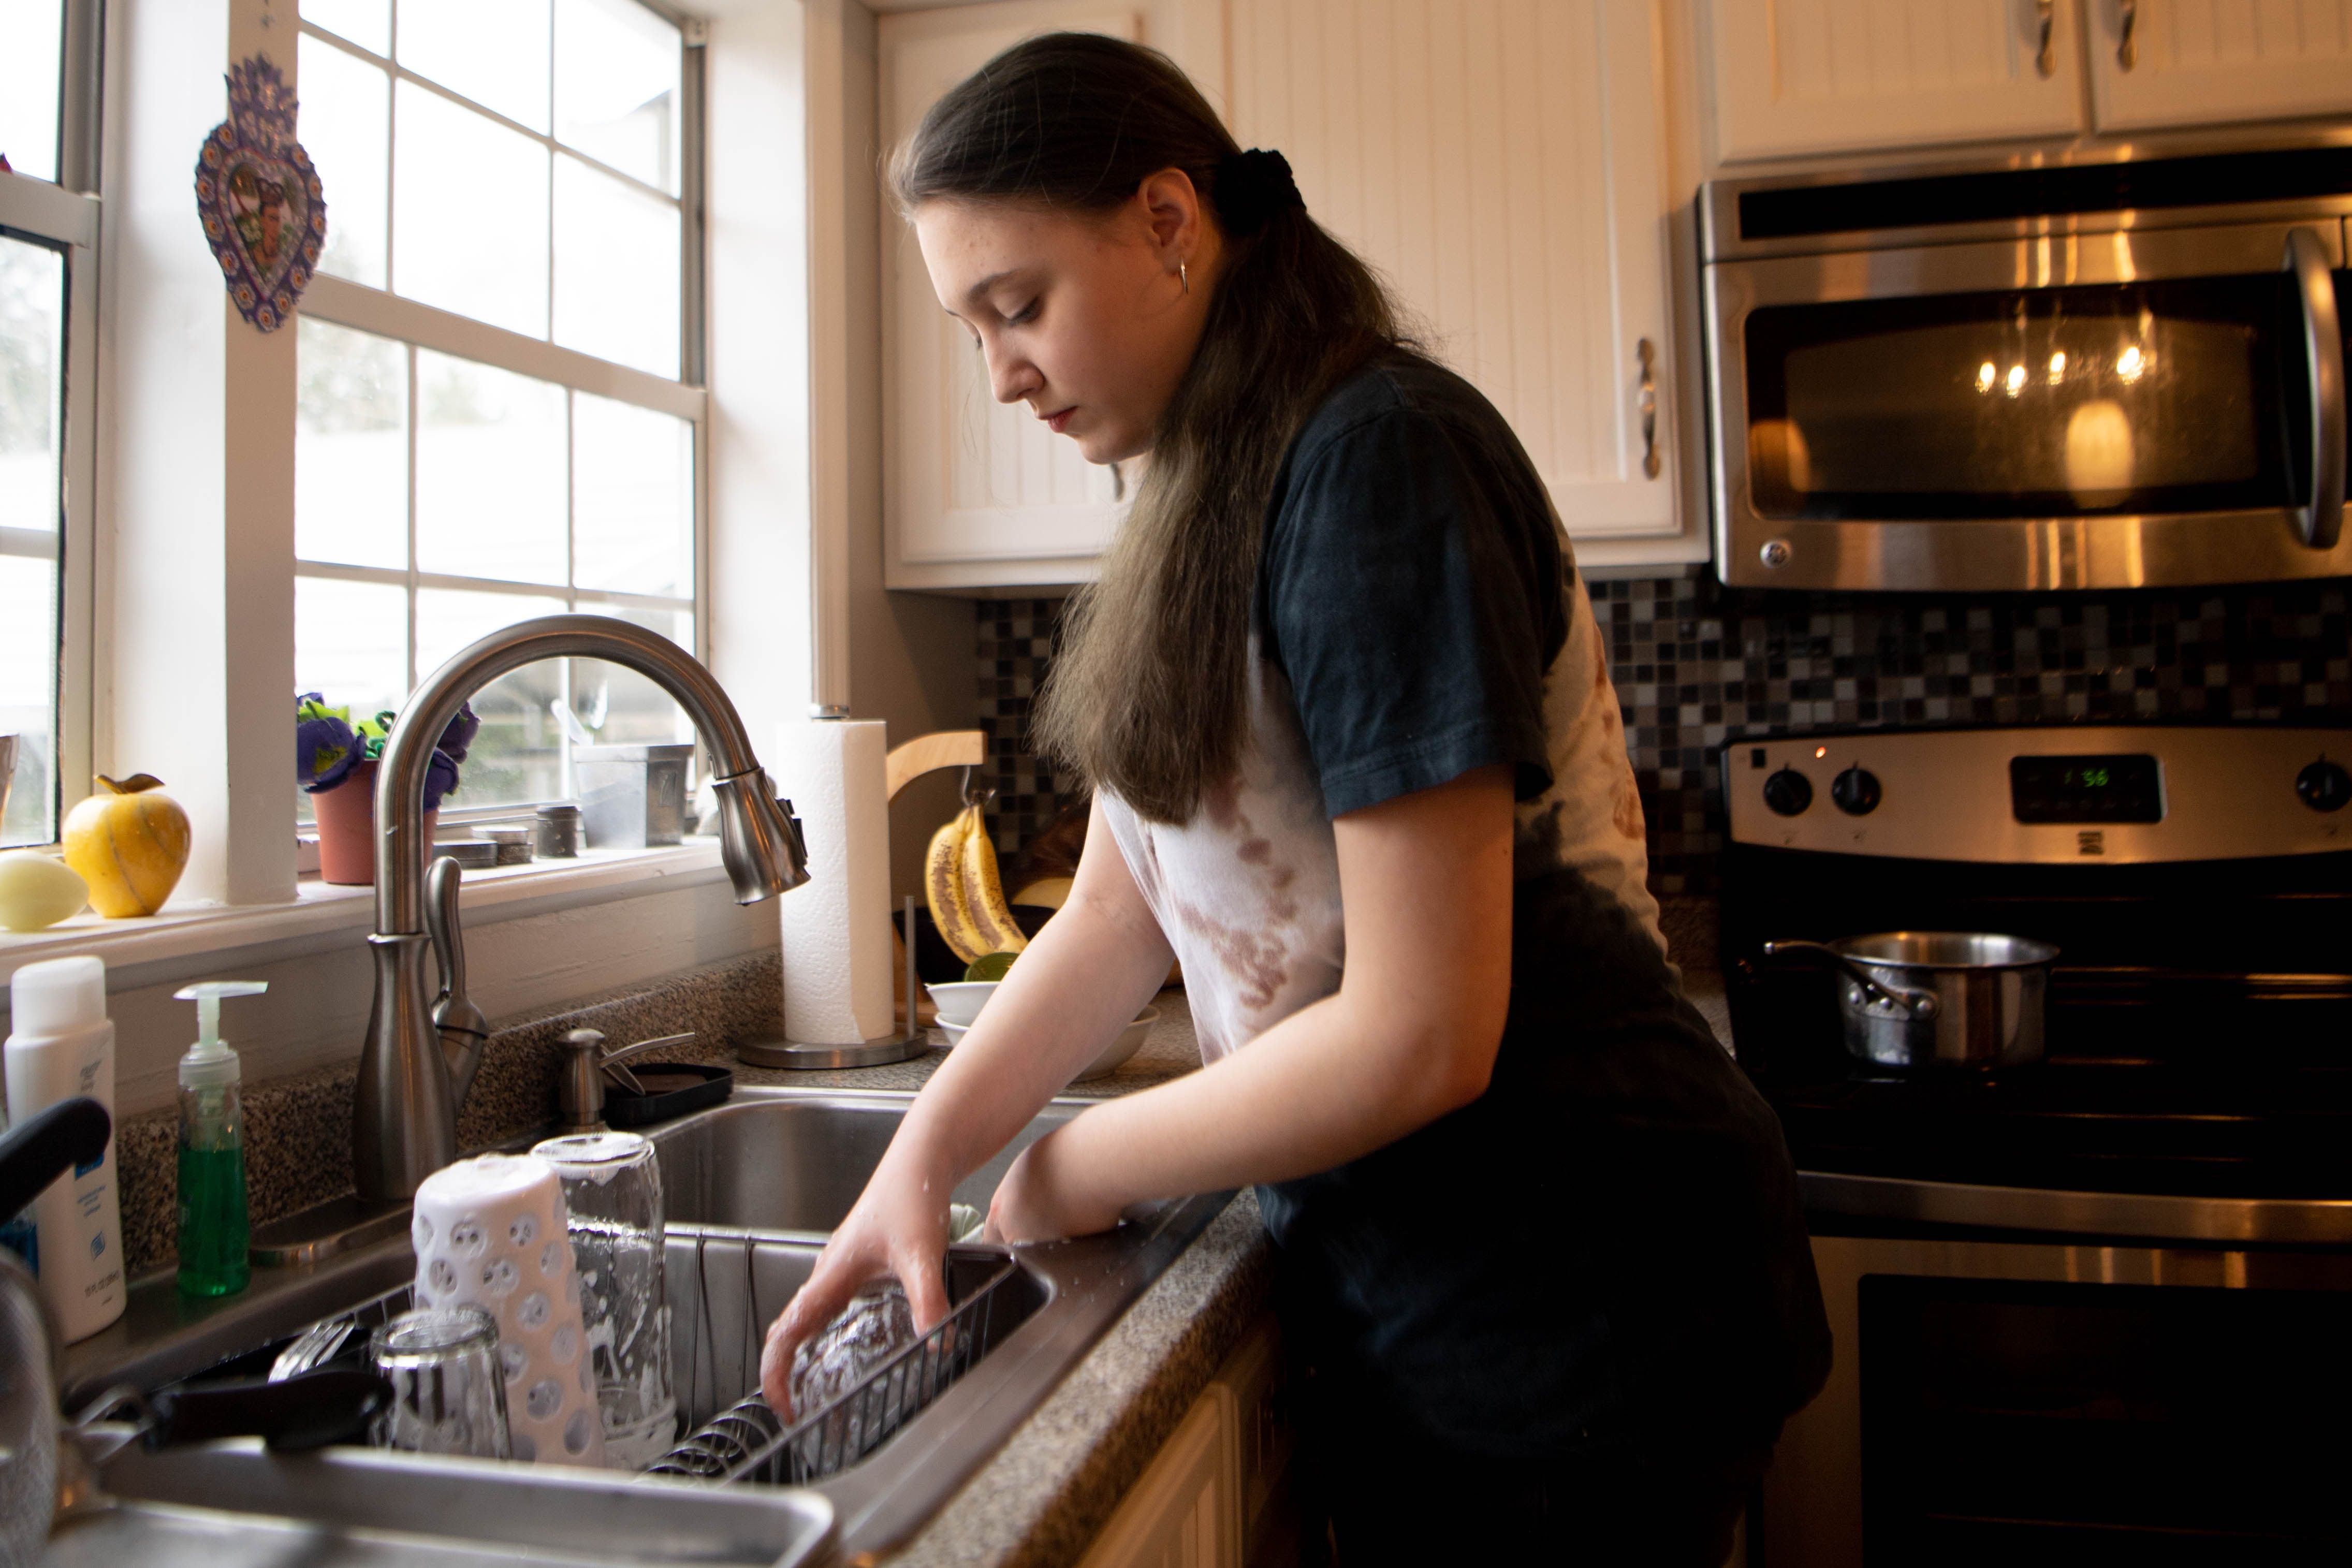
[2034,1,2056,78]
[2116,0,2138,70]
[1637,338,1660,480]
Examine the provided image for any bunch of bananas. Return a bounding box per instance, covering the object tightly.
[925,803,1029,966]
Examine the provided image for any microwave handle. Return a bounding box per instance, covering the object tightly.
[2286,226,2345,551]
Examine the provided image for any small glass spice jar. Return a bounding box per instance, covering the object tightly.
[533,803,583,859]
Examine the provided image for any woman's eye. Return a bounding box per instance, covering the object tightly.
[1007,300,1039,327]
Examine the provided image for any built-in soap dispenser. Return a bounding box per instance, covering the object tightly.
[174,980,266,1298]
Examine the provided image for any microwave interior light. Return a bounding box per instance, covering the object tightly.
[2047,350,2067,384]
[2004,363,2027,397]
[1976,361,1997,394]
[2117,344,2147,383]
[1814,745,1829,759]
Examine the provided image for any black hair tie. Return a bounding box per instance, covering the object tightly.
[1214,149,1304,236]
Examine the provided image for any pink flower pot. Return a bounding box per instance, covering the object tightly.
[311,761,436,885]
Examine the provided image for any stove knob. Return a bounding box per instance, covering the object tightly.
[1762,767,1814,817]
[2297,758,2351,813]
[1831,765,1882,816]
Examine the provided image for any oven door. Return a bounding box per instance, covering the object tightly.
[1764,1224,2352,1567]
[1706,218,2352,591]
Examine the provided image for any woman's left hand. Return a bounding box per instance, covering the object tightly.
[985,1124,1127,1243]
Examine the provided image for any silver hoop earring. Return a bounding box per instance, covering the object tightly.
[1179,261,1190,295]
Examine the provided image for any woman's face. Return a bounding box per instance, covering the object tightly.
[914,172,1216,465]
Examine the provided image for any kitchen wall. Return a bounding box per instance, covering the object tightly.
[976,575,2352,896]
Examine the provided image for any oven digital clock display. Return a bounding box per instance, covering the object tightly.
[2009,754,2163,824]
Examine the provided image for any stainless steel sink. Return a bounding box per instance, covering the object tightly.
[59,1086,1230,1564]
[652,1088,1075,1234]
[48,1443,834,1567]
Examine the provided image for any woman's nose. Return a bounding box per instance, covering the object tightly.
[985,346,1040,405]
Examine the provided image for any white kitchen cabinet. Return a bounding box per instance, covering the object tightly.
[1706,0,2087,161]
[1228,0,1691,563]
[1078,1315,1292,1568]
[882,0,1698,585]
[878,0,1223,592]
[2084,0,2352,131]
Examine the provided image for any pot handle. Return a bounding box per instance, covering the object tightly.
[1762,941,1941,1018]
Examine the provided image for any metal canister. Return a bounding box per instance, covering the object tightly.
[533,803,583,860]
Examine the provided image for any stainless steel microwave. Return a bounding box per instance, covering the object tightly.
[1701,144,2352,592]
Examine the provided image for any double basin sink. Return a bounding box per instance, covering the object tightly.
[51,1087,1232,1566]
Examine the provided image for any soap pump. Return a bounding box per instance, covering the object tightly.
[174,980,266,1298]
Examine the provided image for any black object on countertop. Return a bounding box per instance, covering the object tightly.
[145,1369,392,1452]
[602,1063,733,1127]
[0,1097,110,1219]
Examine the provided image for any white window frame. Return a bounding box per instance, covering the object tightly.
[294,8,710,821]
[0,0,103,848]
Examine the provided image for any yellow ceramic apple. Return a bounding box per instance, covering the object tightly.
[63,774,192,917]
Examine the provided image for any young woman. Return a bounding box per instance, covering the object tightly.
[762,34,1829,1562]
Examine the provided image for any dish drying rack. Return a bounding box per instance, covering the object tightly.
[654,1234,1019,1485]
[246,1229,1022,1487]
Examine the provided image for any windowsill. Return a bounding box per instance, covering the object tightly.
[0,841,729,985]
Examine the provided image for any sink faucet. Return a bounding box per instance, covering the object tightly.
[355,614,810,1202]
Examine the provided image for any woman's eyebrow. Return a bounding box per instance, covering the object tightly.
[962,268,1023,304]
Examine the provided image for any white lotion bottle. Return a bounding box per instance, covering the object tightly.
[4,956,126,1341]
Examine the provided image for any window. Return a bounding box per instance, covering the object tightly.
[294,0,703,818]
[0,0,98,848]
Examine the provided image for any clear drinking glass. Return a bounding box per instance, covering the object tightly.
[371,1304,514,1459]
[530,1131,676,1469]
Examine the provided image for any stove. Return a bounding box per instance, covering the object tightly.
[1716,724,2352,1565]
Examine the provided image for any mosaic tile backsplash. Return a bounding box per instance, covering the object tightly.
[978,576,2352,894]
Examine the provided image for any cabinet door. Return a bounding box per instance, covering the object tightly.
[1077,1384,1241,1568]
[1708,0,2085,160]
[2086,0,2352,130]
[880,2,1143,587]
[1231,0,1683,555]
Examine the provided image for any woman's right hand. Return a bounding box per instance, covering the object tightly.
[757,1154,955,1420]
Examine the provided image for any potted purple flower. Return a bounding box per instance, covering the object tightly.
[298,694,479,884]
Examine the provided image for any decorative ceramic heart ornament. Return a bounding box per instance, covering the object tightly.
[193,55,326,333]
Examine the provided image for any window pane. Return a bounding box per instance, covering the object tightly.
[296,576,408,722]
[304,0,390,56]
[0,233,63,846]
[299,34,390,288]
[554,0,680,195]
[0,556,58,847]
[415,349,564,583]
[416,587,567,807]
[297,318,407,568]
[393,82,549,338]
[0,0,63,185]
[568,605,694,754]
[572,391,689,595]
[553,154,677,377]
[398,0,551,133]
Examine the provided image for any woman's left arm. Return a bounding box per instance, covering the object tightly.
[987,764,1515,1240]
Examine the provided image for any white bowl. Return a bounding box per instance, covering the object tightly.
[924,980,999,1028]
[936,1006,1158,1082]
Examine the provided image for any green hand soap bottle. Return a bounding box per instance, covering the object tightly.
[174,980,266,1298]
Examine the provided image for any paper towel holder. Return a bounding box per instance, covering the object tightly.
[737,895,930,1069]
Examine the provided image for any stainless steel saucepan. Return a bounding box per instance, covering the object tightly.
[1763,931,2059,1069]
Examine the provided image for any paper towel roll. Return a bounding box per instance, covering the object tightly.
[774,717,893,1044]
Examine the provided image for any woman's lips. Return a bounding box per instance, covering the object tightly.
[1043,407,1075,433]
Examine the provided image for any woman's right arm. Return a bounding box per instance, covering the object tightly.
[758,795,1174,1414]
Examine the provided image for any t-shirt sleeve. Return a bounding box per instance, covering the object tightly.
[1261,404,1557,820]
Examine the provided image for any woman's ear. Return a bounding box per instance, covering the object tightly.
[1135,167,1204,269]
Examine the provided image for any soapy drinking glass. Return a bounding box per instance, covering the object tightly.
[370,1305,513,1459]
[530,1131,676,1468]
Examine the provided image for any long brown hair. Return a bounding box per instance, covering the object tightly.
[892,34,1403,824]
